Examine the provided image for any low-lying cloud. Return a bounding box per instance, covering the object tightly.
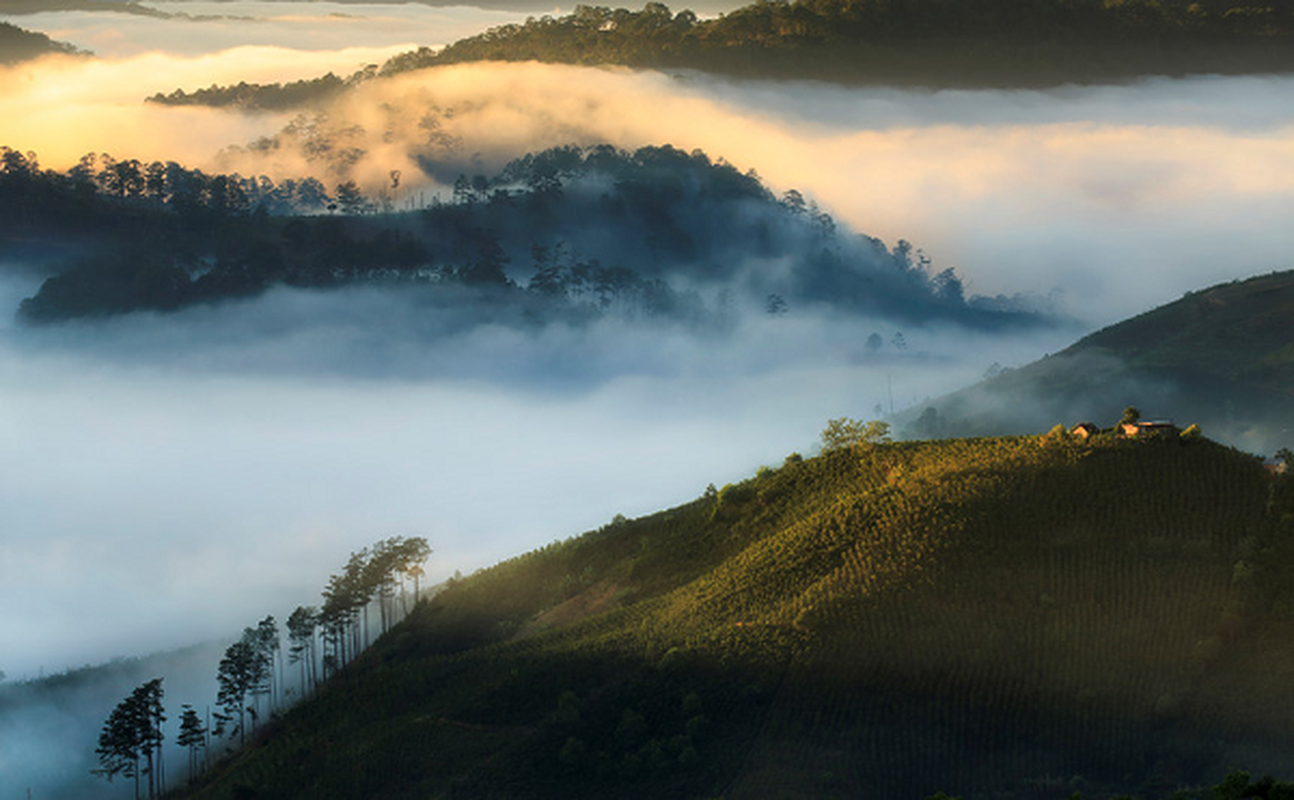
[12,1,528,57]
[3,1,1293,748]
[0,286,1076,684]
[206,62,1294,325]
[3,31,1291,324]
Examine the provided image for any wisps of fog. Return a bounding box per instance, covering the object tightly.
[7,1,528,57]
[0,642,227,800]
[0,2,525,165]
[3,7,1294,787]
[204,62,1294,326]
[0,270,1080,682]
[2,16,1290,324]
[0,47,392,167]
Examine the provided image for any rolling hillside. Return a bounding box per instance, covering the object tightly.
[148,0,1294,107]
[898,271,1294,455]
[179,431,1294,798]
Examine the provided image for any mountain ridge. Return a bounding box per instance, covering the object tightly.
[145,0,1294,110]
[899,270,1294,454]
[177,429,1294,799]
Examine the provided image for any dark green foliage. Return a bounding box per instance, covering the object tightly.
[146,73,348,111]
[95,678,165,798]
[148,0,1294,105]
[897,270,1294,454]
[179,432,1294,799]
[177,704,207,785]
[425,0,1294,86]
[0,20,82,64]
[214,636,267,747]
[8,144,1036,333]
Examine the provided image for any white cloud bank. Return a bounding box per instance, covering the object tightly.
[1,3,1292,683]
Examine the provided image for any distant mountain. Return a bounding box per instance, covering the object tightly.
[6,143,1044,332]
[0,20,84,64]
[148,0,1294,109]
[896,271,1294,455]
[419,0,1294,87]
[176,433,1294,798]
[0,0,170,17]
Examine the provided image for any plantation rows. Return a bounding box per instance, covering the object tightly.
[184,431,1294,798]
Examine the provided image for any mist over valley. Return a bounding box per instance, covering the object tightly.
[2,2,1294,796]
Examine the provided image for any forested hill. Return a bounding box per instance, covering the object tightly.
[178,430,1294,798]
[896,271,1294,455]
[0,21,83,64]
[5,143,1039,330]
[416,0,1294,85]
[150,0,1294,109]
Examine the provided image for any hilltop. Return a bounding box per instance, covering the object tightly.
[5,143,1037,332]
[0,21,83,64]
[900,271,1294,454]
[179,431,1294,798]
[148,0,1294,110]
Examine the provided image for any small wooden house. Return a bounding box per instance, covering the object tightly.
[1071,422,1099,439]
[1121,420,1177,438]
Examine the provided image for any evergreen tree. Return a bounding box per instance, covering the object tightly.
[398,536,432,608]
[254,615,281,709]
[215,635,267,746]
[287,605,320,696]
[176,704,207,785]
[94,678,165,800]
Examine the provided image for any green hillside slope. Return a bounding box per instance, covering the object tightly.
[901,271,1294,455]
[180,432,1294,799]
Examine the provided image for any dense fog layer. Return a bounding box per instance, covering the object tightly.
[1,272,1077,680]
[1,3,1292,770]
[226,62,1291,325]
[6,52,1290,323]
[13,1,528,57]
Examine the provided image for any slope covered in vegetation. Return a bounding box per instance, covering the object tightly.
[415,0,1294,86]
[180,431,1294,798]
[5,144,1031,330]
[900,271,1294,454]
[148,0,1294,110]
[0,21,82,64]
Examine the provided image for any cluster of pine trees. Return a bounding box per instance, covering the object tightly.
[0,145,338,231]
[152,417,1294,797]
[92,536,430,796]
[7,142,1018,331]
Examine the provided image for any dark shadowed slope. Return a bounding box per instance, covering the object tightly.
[178,433,1294,799]
[7,144,1043,332]
[896,271,1294,455]
[149,0,1294,110]
[0,21,83,64]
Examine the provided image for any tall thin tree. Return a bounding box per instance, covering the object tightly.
[176,704,207,785]
[94,678,165,800]
[286,605,319,696]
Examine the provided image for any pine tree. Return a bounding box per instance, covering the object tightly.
[215,636,266,746]
[254,615,281,709]
[176,704,207,784]
[94,678,165,799]
[287,605,319,696]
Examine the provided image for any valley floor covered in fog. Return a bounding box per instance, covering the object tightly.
[3,4,1294,796]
